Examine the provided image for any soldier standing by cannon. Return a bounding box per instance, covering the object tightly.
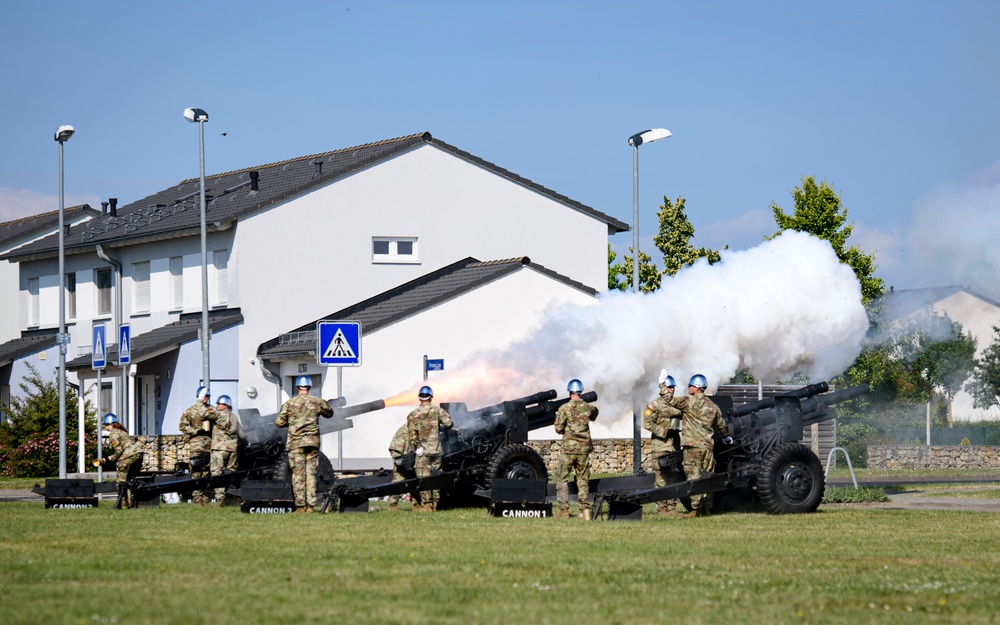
[554,379,599,520]
[93,413,143,509]
[277,375,334,514]
[407,386,453,512]
[179,386,216,506]
[669,374,732,517]
[207,395,241,507]
[644,370,683,517]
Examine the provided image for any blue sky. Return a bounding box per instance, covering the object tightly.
[2,1,999,298]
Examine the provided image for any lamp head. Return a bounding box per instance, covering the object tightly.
[183,108,209,123]
[628,128,672,147]
[54,125,75,142]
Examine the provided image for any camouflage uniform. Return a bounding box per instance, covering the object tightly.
[105,425,143,508]
[207,408,241,505]
[644,383,683,514]
[554,397,599,515]
[670,392,730,515]
[387,424,418,509]
[406,402,453,510]
[276,393,333,510]
[179,401,216,505]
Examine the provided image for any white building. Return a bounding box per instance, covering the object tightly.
[1,132,625,441]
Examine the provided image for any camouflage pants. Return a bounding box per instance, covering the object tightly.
[115,454,142,508]
[652,449,677,513]
[189,452,212,505]
[681,446,716,514]
[388,465,418,506]
[556,451,591,512]
[211,449,238,503]
[414,454,442,505]
[288,446,319,508]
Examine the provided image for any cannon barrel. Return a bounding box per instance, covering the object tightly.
[525,390,598,430]
[800,383,869,425]
[727,383,869,440]
[729,382,829,418]
[328,396,348,409]
[331,399,386,420]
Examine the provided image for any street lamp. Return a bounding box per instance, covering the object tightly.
[627,127,671,475]
[55,124,74,479]
[183,108,211,389]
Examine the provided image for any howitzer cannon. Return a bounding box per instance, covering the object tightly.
[325,389,598,510]
[599,381,869,518]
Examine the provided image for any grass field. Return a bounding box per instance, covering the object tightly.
[2,499,1000,625]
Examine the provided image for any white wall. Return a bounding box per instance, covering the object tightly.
[235,143,610,420]
[267,266,596,463]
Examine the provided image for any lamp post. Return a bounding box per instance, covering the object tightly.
[55,124,75,479]
[183,108,211,389]
[627,127,671,475]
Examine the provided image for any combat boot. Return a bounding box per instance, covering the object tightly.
[412,503,424,512]
[304,505,315,514]
[554,508,570,519]
[294,506,307,514]
[679,510,698,519]
[388,503,399,512]
[582,508,592,521]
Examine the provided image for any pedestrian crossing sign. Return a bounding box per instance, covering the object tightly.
[92,324,106,370]
[317,321,362,367]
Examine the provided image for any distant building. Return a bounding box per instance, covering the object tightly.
[881,285,1000,421]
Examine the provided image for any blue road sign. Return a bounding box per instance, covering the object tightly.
[119,323,131,365]
[92,324,106,370]
[317,321,362,367]
[426,358,444,372]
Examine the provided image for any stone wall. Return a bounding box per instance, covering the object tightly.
[136,435,188,472]
[528,439,651,474]
[868,445,1000,470]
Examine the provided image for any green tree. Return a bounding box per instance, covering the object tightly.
[608,246,661,293]
[607,244,627,291]
[0,363,97,477]
[967,326,1000,410]
[653,196,722,277]
[769,176,886,304]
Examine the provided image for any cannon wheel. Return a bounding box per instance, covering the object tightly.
[485,444,548,488]
[757,443,825,514]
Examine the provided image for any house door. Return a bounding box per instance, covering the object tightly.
[137,375,157,435]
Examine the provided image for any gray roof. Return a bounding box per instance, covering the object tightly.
[880,285,1000,322]
[66,309,243,370]
[259,257,596,360]
[0,329,57,367]
[2,132,627,262]
[0,204,98,251]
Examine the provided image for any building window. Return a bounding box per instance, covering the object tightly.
[96,268,112,316]
[66,272,76,321]
[28,277,39,327]
[169,256,183,310]
[133,261,150,314]
[372,237,419,263]
[213,249,229,306]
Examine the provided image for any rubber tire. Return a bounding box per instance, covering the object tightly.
[485,444,548,488]
[757,443,825,514]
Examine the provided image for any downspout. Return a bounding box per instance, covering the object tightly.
[258,357,284,415]
[95,244,127,432]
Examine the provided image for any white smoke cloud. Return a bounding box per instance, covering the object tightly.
[0,186,100,223]
[906,163,1000,300]
[441,231,870,431]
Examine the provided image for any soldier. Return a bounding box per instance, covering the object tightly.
[406,385,453,512]
[554,378,599,520]
[93,413,144,509]
[387,423,420,511]
[644,370,683,516]
[207,395,242,507]
[178,386,216,506]
[669,374,733,517]
[276,375,334,513]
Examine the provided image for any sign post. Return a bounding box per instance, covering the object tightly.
[317,321,362,472]
[92,324,106,482]
[423,355,444,381]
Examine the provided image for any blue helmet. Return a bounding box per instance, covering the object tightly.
[196,386,210,400]
[663,375,676,388]
[295,375,312,389]
[689,374,708,390]
[103,413,118,425]
[418,385,433,400]
[216,395,232,408]
[567,379,584,394]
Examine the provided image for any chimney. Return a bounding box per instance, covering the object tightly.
[101,201,108,215]
[109,198,118,217]
[313,161,323,179]
[249,170,259,191]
